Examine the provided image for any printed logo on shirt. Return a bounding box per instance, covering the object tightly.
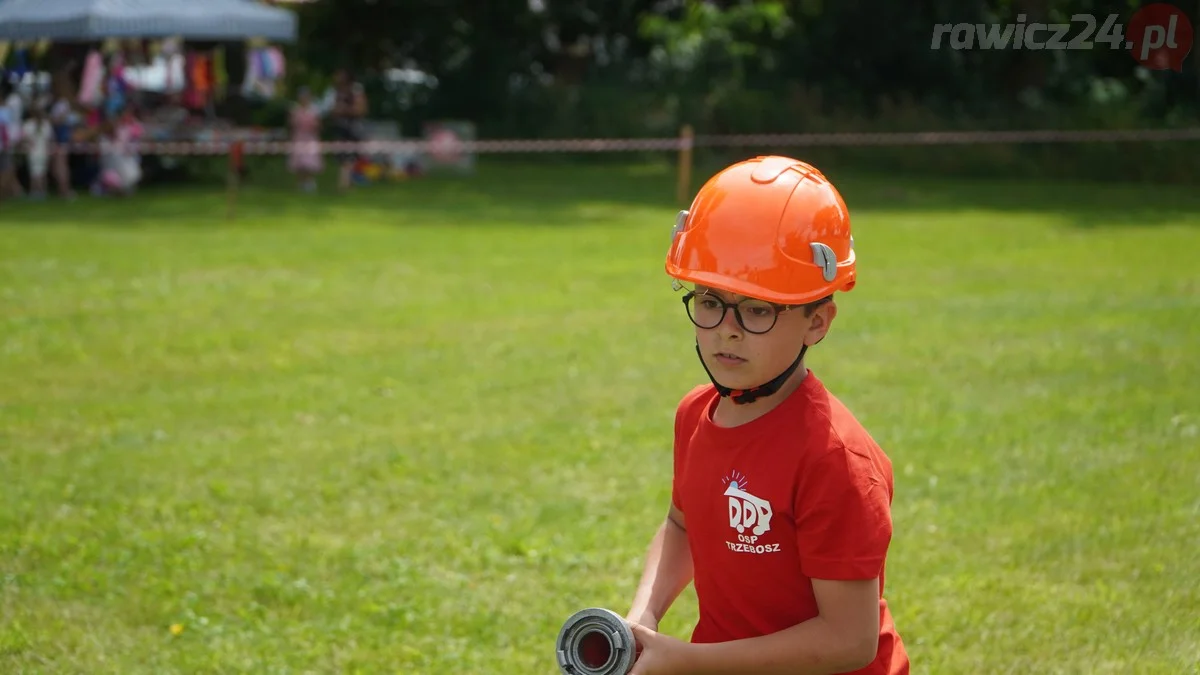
[722,471,781,555]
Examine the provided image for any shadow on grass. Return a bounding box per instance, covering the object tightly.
[0,156,684,229]
[1,155,1197,230]
[834,172,1200,229]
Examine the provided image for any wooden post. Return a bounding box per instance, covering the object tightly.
[676,124,694,206]
[227,140,244,221]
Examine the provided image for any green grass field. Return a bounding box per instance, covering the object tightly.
[2,158,1198,674]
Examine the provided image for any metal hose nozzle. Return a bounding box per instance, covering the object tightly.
[555,607,639,675]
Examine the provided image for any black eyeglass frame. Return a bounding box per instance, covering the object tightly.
[680,290,802,335]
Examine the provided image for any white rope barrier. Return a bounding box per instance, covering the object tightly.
[693,128,1200,147]
[20,126,1200,157]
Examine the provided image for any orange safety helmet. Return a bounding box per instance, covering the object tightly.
[666,155,856,305]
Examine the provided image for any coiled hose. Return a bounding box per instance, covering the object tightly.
[555,607,641,675]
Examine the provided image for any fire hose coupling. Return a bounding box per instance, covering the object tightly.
[555,607,641,675]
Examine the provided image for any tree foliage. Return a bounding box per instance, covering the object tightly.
[287,0,1199,138]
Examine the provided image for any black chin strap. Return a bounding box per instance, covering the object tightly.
[695,343,808,405]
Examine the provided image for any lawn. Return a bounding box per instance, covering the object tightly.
[1,157,1198,674]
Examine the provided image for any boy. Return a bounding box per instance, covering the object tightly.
[623,156,909,675]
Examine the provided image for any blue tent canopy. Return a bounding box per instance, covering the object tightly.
[0,0,298,43]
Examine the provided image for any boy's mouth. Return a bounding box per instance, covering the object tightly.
[713,352,746,364]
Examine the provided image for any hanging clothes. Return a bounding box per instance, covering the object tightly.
[212,47,228,102]
[203,52,215,106]
[168,53,186,95]
[240,49,258,98]
[240,46,287,100]
[181,52,196,108]
[104,53,131,117]
[78,50,105,107]
[183,52,213,110]
[157,39,181,95]
[274,48,287,85]
[104,76,125,117]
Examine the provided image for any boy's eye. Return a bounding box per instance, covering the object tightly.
[697,297,722,310]
[742,304,774,318]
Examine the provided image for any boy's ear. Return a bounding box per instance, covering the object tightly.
[805,301,837,346]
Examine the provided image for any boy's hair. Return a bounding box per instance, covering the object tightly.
[800,295,833,317]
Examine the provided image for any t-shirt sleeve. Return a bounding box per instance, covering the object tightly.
[794,446,893,580]
[670,385,710,512]
[670,396,691,512]
[670,420,685,511]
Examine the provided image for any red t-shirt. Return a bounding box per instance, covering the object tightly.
[671,371,909,675]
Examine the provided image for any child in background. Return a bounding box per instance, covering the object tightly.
[50,81,80,199]
[0,116,9,204]
[0,81,22,200]
[114,108,144,194]
[288,87,323,192]
[21,106,54,200]
[94,110,144,197]
[328,70,368,193]
[93,121,121,196]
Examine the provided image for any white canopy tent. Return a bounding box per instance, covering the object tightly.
[0,0,297,42]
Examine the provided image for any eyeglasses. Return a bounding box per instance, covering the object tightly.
[681,291,795,335]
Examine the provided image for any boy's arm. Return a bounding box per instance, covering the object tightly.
[679,576,881,675]
[625,504,693,629]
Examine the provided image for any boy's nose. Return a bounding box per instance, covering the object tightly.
[716,308,743,336]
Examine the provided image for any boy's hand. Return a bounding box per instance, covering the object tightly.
[628,622,692,675]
